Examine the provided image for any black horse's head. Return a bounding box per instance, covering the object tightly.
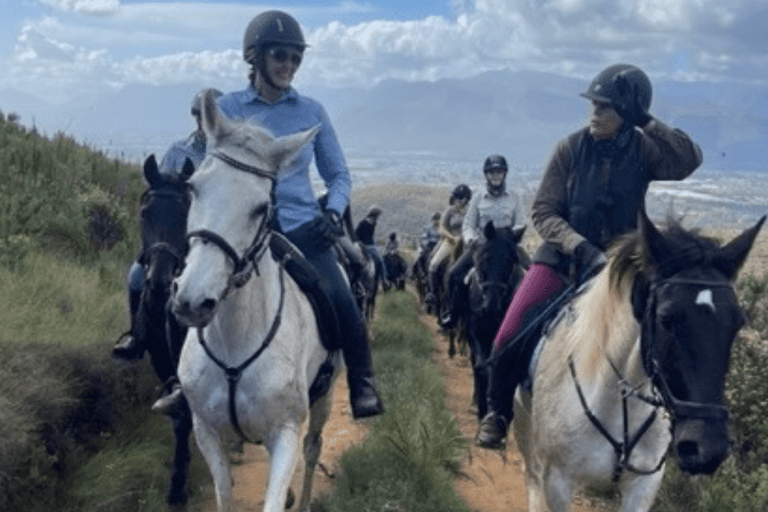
[615,211,765,475]
[139,155,193,307]
[470,221,526,315]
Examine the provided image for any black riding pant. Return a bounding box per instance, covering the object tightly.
[283,223,374,379]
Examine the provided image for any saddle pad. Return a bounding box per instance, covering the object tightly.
[521,278,593,392]
[270,233,342,354]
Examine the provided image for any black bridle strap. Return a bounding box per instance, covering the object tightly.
[212,151,276,181]
[195,259,286,444]
[642,277,734,422]
[569,358,668,482]
[187,229,247,274]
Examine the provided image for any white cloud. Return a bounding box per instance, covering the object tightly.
[5,0,767,105]
[40,0,120,15]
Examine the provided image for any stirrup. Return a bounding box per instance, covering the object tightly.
[475,412,509,449]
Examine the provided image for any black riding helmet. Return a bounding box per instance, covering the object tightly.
[483,155,508,195]
[580,64,652,126]
[450,184,472,205]
[243,11,307,90]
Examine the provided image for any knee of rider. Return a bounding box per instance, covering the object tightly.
[127,262,145,291]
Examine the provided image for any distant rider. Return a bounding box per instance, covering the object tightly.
[355,206,387,287]
[424,184,472,310]
[475,64,703,449]
[440,155,525,329]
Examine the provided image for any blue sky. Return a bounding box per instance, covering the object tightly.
[1,0,767,105]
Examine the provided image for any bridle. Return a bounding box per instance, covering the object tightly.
[186,151,277,291]
[640,277,734,423]
[184,150,287,443]
[570,273,736,482]
[139,188,191,291]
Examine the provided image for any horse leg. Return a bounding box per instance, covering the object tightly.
[192,417,233,512]
[298,390,334,512]
[542,465,574,512]
[263,424,302,512]
[167,399,192,511]
[618,469,665,512]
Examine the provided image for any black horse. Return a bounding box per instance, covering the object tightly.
[465,221,527,420]
[383,249,408,291]
[410,237,438,305]
[136,155,194,510]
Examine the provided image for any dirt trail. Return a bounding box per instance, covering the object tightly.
[199,295,607,512]
[420,312,608,512]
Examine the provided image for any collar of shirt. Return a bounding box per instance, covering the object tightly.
[243,84,300,105]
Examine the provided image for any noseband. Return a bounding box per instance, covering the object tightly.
[186,151,276,290]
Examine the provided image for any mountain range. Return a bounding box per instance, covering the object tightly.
[2,68,766,170]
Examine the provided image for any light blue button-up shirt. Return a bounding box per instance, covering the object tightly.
[159,132,206,177]
[217,85,351,233]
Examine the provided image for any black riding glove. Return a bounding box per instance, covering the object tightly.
[574,240,607,281]
[613,72,653,128]
[313,210,343,253]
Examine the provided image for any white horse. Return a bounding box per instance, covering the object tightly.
[171,89,339,512]
[513,212,764,512]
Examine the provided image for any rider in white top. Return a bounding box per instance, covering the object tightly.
[441,155,526,329]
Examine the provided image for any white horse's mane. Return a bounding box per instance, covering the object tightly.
[552,252,641,381]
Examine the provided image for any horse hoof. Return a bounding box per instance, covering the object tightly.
[285,487,295,509]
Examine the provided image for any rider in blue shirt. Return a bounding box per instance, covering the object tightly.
[112,88,221,362]
[210,11,383,419]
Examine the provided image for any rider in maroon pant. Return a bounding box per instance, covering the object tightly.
[475,63,704,449]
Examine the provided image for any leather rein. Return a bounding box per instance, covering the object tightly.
[569,275,734,482]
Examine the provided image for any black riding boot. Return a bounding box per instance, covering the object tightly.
[475,343,521,449]
[342,328,384,419]
[113,286,145,361]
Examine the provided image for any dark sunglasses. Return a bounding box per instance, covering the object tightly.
[268,47,303,66]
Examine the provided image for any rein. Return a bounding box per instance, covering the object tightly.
[569,274,735,481]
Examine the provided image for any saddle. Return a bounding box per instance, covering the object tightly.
[269,233,341,403]
[497,280,592,393]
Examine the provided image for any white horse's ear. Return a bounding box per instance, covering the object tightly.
[269,124,321,172]
[200,88,236,147]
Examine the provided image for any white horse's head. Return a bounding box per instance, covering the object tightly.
[171,88,319,327]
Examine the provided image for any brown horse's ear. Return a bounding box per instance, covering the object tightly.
[639,209,668,268]
[143,154,161,187]
[180,157,195,181]
[714,215,766,280]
